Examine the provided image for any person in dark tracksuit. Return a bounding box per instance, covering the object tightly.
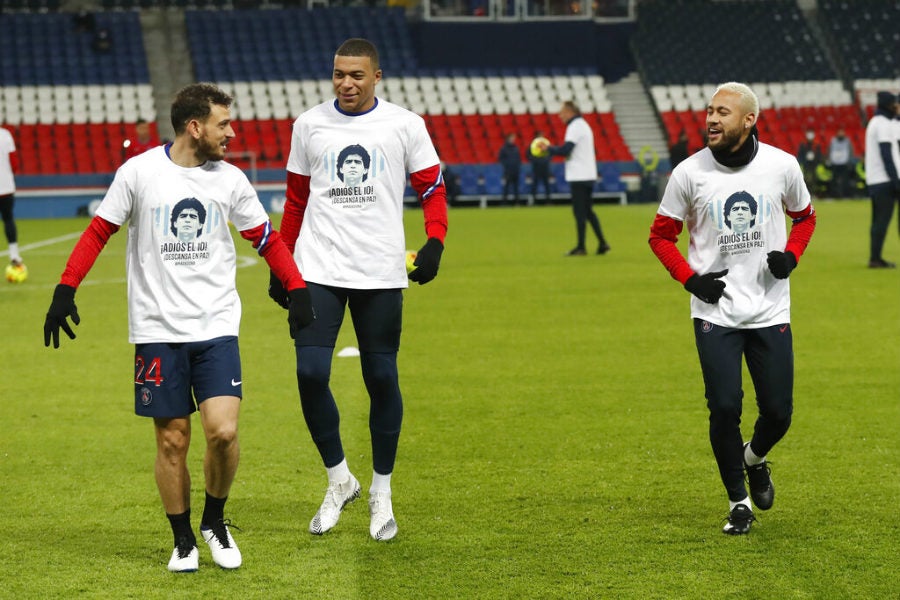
[498,133,522,205]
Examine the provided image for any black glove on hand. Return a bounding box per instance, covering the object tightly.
[684,269,729,304]
[268,270,290,309]
[767,250,797,279]
[44,284,80,348]
[287,287,315,339]
[408,237,444,285]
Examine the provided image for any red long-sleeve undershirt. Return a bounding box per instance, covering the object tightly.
[648,205,817,284]
[59,215,305,290]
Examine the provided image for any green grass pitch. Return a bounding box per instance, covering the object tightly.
[0,199,897,598]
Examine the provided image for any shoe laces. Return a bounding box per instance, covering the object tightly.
[205,518,241,548]
[174,535,196,559]
[369,492,392,516]
[745,461,772,482]
[724,506,756,527]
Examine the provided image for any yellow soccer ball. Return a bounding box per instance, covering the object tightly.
[405,250,418,275]
[5,262,28,284]
[530,137,550,158]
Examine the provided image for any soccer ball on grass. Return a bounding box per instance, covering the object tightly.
[5,262,28,284]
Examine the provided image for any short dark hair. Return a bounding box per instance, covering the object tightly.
[723,191,757,228]
[562,100,581,115]
[169,197,207,237]
[336,144,371,182]
[335,38,380,71]
[170,83,233,135]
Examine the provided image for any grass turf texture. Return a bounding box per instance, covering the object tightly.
[1,199,897,598]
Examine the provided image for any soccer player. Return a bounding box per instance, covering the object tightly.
[42,83,315,571]
[541,101,610,256]
[268,38,448,541]
[648,82,816,535]
[864,91,899,268]
[0,125,25,273]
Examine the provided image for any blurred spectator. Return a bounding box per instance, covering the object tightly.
[796,129,822,196]
[527,130,552,205]
[669,130,690,169]
[123,119,160,163]
[92,27,112,53]
[498,133,522,205]
[73,10,96,32]
[442,162,461,206]
[827,128,854,198]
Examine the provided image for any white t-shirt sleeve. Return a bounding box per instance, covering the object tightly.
[226,171,269,231]
[782,158,811,213]
[286,116,310,176]
[404,116,440,174]
[657,163,691,221]
[95,163,137,226]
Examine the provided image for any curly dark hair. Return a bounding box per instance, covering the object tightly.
[170,83,233,135]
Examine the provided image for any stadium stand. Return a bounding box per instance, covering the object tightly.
[1,1,897,207]
[633,0,871,164]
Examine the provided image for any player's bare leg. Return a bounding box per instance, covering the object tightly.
[154,416,198,571]
[197,395,242,569]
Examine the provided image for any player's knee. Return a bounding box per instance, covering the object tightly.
[361,352,398,392]
[205,421,238,450]
[296,348,332,392]
[156,425,189,461]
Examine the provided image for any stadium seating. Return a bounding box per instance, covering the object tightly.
[633,0,871,161]
[1,1,894,192]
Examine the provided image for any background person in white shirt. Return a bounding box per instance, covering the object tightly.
[864,91,899,268]
[649,82,816,536]
[0,126,24,270]
[541,101,610,256]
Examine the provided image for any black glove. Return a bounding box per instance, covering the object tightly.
[268,270,290,309]
[684,269,728,304]
[287,287,315,339]
[767,250,797,279]
[408,237,444,285]
[44,284,80,348]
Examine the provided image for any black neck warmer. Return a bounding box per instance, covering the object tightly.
[712,125,759,168]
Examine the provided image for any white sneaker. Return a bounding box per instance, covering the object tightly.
[200,520,242,569]
[309,474,361,535]
[368,491,398,541]
[167,541,199,573]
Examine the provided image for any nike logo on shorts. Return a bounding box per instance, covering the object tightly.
[231,378,242,386]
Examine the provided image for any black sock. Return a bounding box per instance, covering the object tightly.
[166,509,195,546]
[201,492,227,528]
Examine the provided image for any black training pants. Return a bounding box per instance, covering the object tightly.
[693,319,794,502]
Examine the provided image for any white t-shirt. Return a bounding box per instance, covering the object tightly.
[0,127,16,196]
[864,113,899,185]
[96,145,270,344]
[657,142,812,329]
[286,98,439,289]
[563,116,597,183]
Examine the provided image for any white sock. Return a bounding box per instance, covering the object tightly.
[370,472,392,495]
[8,243,21,263]
[729,497,752,512]
[326,459,351,485]
[744,443,765,466]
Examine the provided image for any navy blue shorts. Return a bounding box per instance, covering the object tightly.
[293,283,402,352]
[134,336,242,418]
